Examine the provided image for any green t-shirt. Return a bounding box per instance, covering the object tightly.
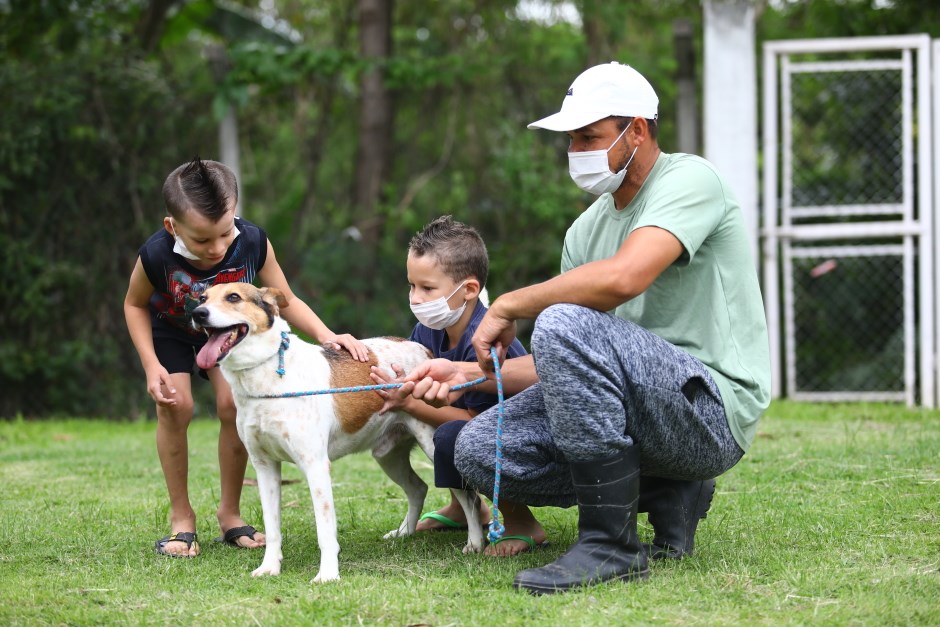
[561,152,770,451]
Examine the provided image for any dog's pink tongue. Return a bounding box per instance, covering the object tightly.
[196,332,228,370]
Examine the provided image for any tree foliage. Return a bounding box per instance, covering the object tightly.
[0,0,219,416]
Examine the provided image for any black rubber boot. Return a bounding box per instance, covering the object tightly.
[512,448,649,595]
[638,476,716,559]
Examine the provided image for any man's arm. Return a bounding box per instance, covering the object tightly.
[472,226,684,368]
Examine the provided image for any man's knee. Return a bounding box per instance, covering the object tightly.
[454,415,495,475]
[533,304,578,345]
[532,303,611,357]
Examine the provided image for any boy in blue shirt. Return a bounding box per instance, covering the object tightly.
[372,216,543,555]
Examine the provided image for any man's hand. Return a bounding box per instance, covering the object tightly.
[471,303,518,374]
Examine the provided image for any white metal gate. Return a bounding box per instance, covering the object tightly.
[762,34,935,407]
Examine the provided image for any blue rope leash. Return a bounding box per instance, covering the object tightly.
[275,331,290,376]
[253,377,488,398]
[257,333,506,542]
[487,346,506,543]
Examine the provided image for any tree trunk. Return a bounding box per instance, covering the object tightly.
[673,18,698,155]
[580,0,615,67]
[353,0,394,263]
[135,0,181,53]
[205,44,243,216]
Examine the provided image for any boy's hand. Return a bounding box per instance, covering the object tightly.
[369,364,409,414]
[146,366,178,407]
[403,358,470,408]
[323,334,370,362]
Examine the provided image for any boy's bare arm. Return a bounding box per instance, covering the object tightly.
[396,395,474,427]
[124,257,177,405]
[369,364,476,426]
[372,354,538,410]
[407,354,537,407]
[256,241,369,361]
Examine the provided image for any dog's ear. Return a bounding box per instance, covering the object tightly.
[259,287,289,312]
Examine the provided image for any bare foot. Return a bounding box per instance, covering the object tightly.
[484,502,546,557]
[416,496,491,532]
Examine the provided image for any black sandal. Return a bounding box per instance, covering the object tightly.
[155,531,199,558]
[215,525,262,548]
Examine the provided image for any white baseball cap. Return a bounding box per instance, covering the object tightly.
[528,62,659,131]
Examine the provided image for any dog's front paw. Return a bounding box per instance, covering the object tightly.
[312,570,340,584]
[383,520,412,539]
[382,528,407,539]
[462,541,483,555]
[251,562,282,577]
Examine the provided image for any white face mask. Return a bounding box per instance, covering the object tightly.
[568,121,638,195]
[170,220,240,262]
[410,281,467,330]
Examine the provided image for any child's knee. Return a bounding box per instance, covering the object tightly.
[216,395,237,424]
[157,398,194,428]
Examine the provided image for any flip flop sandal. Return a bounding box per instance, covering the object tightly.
[155,531,199,558]
[489,535,550,554]
[214,525,262,548]
[419,512,468,531]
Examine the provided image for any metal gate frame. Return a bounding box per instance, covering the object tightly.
[762,34,935,407]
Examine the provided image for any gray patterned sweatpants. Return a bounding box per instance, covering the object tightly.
[454,304,744,508]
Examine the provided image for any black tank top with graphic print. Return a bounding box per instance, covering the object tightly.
[139,217,268,343]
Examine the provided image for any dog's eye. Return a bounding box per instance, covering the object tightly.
[226,293,242,303]
[198,295,207,304]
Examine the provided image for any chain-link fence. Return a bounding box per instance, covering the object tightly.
[789,68,904,208]
[788,246,906,395]
[763,36,934,406]
[788,63,908,398]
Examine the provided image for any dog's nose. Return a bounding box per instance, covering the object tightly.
[192,307,209,324]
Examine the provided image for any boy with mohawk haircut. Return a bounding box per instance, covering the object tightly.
[125,157,368,557]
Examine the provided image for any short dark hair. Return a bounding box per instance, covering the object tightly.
[408,215,489,288]
[612,115,658,141]
[162,157,238,221]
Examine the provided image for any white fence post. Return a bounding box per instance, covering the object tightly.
[704,0,760,267]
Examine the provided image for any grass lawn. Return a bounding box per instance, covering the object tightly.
[1,401,938,625]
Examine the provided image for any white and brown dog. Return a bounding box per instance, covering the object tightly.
[191,283,484,582]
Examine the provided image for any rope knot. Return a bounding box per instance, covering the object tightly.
[276,331,290,377]
[487,520,506,544]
